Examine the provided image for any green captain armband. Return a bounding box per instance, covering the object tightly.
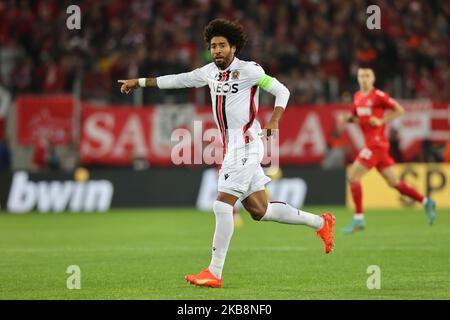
[258,74,273,91]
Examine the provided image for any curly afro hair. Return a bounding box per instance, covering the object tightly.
[203,19,248,54]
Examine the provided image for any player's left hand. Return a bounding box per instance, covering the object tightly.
[369,117,384,127]
[260,120,278,139]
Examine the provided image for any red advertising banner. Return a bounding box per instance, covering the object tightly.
[17,95,73,145]
[80,104,222,166]
[13,95,448,165]
[80,105,154,165]
[388,100,450,161]
[77,101,450,166]
[79,104,357,166]
[430,101,450,142]
[0,118,4,140]
[262,104,357,164]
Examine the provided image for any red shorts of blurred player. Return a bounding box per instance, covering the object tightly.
[355,147,395,172]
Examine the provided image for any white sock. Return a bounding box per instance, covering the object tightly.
[422,197,428,205]
[354,214,364,220]
[209,200,234,279]
[261,202,324,231]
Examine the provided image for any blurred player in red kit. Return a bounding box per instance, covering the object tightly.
[340,67,436,234]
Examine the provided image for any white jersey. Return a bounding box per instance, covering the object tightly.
[156,57,289,154]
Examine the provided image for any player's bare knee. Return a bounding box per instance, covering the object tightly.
[249,209,265,221]
[250,204,268,221]
[243,203,265,221]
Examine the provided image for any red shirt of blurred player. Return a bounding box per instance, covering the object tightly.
[342,67,431,232]
[352,88,397,150]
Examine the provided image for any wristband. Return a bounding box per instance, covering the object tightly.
[138,78,147,87]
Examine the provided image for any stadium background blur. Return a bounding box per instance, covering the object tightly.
[0,0,449,173]
[1,0,449,103]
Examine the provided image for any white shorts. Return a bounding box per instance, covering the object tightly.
[218,139,271,200]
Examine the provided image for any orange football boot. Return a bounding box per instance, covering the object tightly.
[316,213,335,254]
[185,268,222,288]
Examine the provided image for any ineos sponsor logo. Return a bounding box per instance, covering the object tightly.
[212,82,239,94]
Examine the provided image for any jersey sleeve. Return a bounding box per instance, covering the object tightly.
[377,90,397,110]
[247,62,290,108]
[246,62,266,86]
[156,65,208,89]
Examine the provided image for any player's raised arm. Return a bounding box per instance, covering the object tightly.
[118,67,208,95]
[117,78,157,94]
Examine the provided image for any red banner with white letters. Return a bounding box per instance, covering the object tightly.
[17,95,73,145]
[77,101,450,166]
[13,95,448,165]
[79,104,357,166]
[80,104,224,166]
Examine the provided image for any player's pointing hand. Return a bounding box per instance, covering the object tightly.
[118,79,139,94]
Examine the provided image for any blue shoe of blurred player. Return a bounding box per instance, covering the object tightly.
[342,218,365,235]
[423,198,436,226]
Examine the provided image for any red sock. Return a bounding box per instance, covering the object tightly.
[396,181,424,203]
[350,182,363,214]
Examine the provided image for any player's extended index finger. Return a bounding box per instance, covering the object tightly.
[117,80,126,84]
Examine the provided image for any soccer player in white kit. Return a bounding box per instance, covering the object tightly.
[118,19,335,288]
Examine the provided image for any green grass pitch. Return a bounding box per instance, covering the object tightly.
[0,207,449,300]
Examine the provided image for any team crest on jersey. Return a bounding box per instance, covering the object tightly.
[231,70,240,80]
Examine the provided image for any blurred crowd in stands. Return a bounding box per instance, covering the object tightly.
[0,0,448,171]
[0,0,449,105]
